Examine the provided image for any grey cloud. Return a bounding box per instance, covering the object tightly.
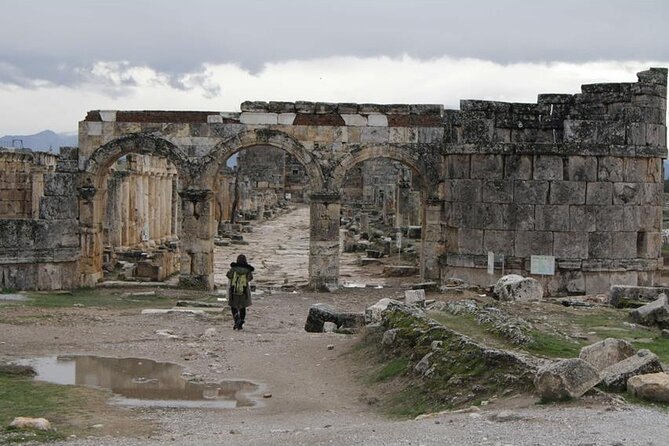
[0,0,667,87]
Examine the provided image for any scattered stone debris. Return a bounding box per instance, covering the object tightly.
[9,417,51,431]
[609,285,669,308]
[141,309,206,316]
[382,265,419,277]
[534,358,601,402]
[365,298,397,324]
[175,300,224,308]
[0,363,36,376]
[578,338,637,372]
[155,329,180,339]
[492,275,543,302]
[627,372,669,403]
[629,294,669,329]
[327,344,334,350]
[438,300,533,345]
[404,289,426,307]
[304,304,365,333]
[411,282,439,292]
[599,349,663,391]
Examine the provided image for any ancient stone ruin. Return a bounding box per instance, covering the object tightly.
[0,68,666,294]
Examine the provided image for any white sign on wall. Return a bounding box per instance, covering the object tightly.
[487,251,494,275]
[530,255,555,275]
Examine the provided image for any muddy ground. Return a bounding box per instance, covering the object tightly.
[2,207,669,445]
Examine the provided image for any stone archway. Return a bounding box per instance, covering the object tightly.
[79,134,194,287]
[331,145,444,281]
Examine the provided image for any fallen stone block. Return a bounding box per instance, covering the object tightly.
[365,298,397,323]
[366,249,384,259]
[383,265,419,277]
[599,349,663,391]
[411,282,440,292]
[493,274,543,302]
[578,338,636,372]
[9,417,51,431]
[304,304,365,333]
[629,294,669,329]
[141,308,206,315]
[382,328,399,346]
[404,289,426,307]
[609,285,669,308]
[534,358,601,402]
[627,372,669,403]
[175,300,223,308]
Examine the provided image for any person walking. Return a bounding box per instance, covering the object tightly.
[226,254,254,330]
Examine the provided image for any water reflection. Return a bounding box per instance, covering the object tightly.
[18,356,261,409]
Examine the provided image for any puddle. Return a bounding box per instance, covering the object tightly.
[17,356,263,409]
[0,293,28,301]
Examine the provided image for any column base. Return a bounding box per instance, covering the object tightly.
[80,271,103,288]
[178,273,215,290]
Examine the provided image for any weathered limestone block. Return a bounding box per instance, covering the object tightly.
[533,156,563,180]
[514,180,549,204]
[611,232,637,259]
[599,349,663,391]
[535,205,570,231]
[585,182,612,205]
[482,180,513,203]
[382,328,400,346]
[503,204,535,231]
[493,274,543,301]
[567,156,597,181]
[579,338,636,371]
[341,114,367,126]
[629,294,669,328]
[598,157,624,182]
[483,230,515,255]
[360,127,389,143]
[627,373,669,403]
[594,205,624,232]
[239,112,278,125]
[588,232,613,258]
[446,179,481,202]
[550,181,586,205]
[504,155,532,180]
[569,206,596,232]
[404,289,426,306]
[39,196,77,219]
[470,154,503,179]
[365,298,397,324]
[43,173,76,196]
[638,231,662,259]
[461,112,494,143]
[304,304,365,332]
[554,232,588,258]
[457,228,484,254]
[623,158,649,183]
[444,155,471,179]
[613,182,643,205]
[515,231,553,257]
[534,358,601,401]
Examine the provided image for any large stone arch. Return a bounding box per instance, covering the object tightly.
[78,134,194,287]
[200,128,325,191]
[331,144,444,281]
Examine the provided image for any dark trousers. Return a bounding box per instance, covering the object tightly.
[231,307,246,325]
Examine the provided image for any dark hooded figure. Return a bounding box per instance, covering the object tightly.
[226,254,255,330]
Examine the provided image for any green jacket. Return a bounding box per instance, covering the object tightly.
[226,264,253,309]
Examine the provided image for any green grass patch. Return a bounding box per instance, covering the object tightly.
[383,387,444,419]
[370,358,409,383]
[525,330,584,358]
[4,288,176,309]
[429,311,516,351]
[0,373,89,443]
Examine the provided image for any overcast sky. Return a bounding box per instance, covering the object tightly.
[1,0,667,134]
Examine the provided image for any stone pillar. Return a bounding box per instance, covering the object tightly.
[120,173,130,246]
[79,179,104,287]
[106,172,122,247]
[421,197,444,281]
[142,173,149,241]
[178,188,215,290]
[359,213,369,235]
[309,192,341,290]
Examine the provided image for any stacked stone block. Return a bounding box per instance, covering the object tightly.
[0,148,79,290]
[442,68,667,294]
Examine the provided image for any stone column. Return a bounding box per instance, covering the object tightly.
[105,172,122,247]
[359,213,369,235]
[178,188,215,290]
[308,192,341,290]
[421,197,444,281]
[79,179,104,287]
[142,173,149,242]
[171,175,179,237]
[120,173,130,246]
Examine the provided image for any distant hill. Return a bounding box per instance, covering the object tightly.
[0,130,77,153]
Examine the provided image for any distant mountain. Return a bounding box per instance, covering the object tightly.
[0,130,77,153]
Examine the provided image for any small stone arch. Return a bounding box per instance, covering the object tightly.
[201,128,325,191]
[331,144,430,194]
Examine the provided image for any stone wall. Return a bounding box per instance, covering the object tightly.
[0,147,79,290]
[441,68,667,294]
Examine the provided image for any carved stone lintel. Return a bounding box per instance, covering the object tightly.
[178,188,213,203]
[309,191,341,204]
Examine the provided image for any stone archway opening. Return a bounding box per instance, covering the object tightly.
[338,156,428,286]
[79,135,191,287]
[101,154,181,283]
[211,144,314,290]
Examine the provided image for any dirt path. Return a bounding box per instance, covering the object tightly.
[2,209,669,445]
